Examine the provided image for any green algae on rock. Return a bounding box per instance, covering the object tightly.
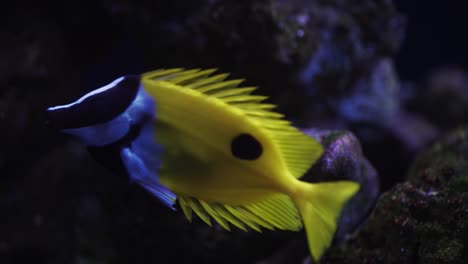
[318,127,468,264]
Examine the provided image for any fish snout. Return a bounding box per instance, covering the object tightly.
[44,103,83,130]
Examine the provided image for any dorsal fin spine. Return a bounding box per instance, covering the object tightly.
[188,74,229,89]
[211,87,257,98]
[169,69,217,85]
[198,79,245,93]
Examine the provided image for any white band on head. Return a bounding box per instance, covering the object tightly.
[47,76,126,111]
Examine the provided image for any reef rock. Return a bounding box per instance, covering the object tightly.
[320,127,468,264]
[303,129,379,244]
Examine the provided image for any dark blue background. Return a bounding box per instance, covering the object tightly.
[395,1,468,80]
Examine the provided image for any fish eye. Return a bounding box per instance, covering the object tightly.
[231,133,263,160]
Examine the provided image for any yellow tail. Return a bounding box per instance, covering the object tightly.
[293,180,360,262]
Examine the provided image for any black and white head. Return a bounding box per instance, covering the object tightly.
[45,75,155,147]
[46,75,174,207]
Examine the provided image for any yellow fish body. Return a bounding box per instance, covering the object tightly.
[46,68,360,261]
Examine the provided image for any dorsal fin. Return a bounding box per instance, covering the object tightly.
[142,68,323,178]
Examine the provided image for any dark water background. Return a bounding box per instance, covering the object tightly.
[395,1,468,80]
[1,1,467,264]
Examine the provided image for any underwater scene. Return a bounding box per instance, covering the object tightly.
[1,0,467,263]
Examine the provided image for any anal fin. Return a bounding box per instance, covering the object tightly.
[177,193,302,232]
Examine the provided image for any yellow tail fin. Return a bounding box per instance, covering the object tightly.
[293,180,360,262]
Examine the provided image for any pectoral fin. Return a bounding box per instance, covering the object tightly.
[121,147,176,209]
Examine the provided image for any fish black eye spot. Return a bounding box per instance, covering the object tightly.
[231,133,263,160]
